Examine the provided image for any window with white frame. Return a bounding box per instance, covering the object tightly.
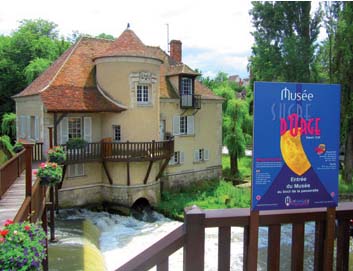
[136,85,149,104]
[173,115,194,136]
[169,151,184,166]
[113,125,121,142]
[181,77,193,95]
[194,148,209,163]
[68,117,82,139]
[68,164,84,178]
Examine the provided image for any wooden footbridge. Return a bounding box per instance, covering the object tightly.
[0,142,49,270]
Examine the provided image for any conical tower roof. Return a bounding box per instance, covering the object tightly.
[95,29,161,61]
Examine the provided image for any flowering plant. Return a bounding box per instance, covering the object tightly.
[47,146,66,165]
[35,162,63,186]
[0,219,47,270]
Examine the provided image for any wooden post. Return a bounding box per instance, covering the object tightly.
[183,205,205,271]
[127,141,130,186]
[323,207,336,271]
[41,203,49,271]
[246,210,259,271]
[48,127,53,149]
[53,113,57,146]
[49,187,57,242]
[23,143,34,221]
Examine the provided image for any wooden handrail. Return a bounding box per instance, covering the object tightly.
[0,149,26,198]
[116,203,353,271]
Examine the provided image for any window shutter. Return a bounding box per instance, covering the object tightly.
[34,116,39,140]
[168,157,175,166]
[194,150,199,162]
[20,116,26,138]
[187,115,194,135]
[204,149,209,161]
[179,151,185,164]
[173,116,180,135]
[84,117,92,142]
[26,116,31,139]
[61,117,69,144]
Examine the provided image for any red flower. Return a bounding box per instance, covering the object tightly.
[24,225,31,231]
[4,219,13,227]
[1,229,9,237]
[0,237,4,243]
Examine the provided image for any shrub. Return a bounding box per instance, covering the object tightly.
[0,219,47,270]
[35,162,63,186]
[47,146,66,165]
[13,142,24,153]
[0,135,14,159]
[66,138,87,149]
[1,113,16,143]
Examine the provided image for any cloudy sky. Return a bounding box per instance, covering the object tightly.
[0,1,320,79]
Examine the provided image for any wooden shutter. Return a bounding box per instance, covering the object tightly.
[20,116,26,138]
[179,151,185,164]
[60,117,69,144]
[173,116,180,135]
[34,116,39,140]
[204,149,209,161]
[84,117,92,142]
[194,150,200,162]
[187,115,194,135]
[26,116,31,139]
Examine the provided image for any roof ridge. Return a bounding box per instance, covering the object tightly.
[38,37,83,94]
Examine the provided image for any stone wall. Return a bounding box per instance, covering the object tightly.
[161,165,222,191]
[58,181,160,208]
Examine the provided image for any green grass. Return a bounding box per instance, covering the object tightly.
[156,179,250,220]
[222,155,252,179]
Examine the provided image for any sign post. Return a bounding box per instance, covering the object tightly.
[250,82,340,270]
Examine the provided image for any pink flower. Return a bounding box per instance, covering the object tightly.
[4,219,13,227]
[40,162,46,168]
[32,170,38,175]
[0,237,4,243]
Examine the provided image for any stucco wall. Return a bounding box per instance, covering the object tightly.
[160,98,223,177]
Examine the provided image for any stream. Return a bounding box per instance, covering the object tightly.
[48,209,353,271]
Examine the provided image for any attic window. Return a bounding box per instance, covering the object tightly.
[181,77,193,95]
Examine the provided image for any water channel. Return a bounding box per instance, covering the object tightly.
[49,209,353,271]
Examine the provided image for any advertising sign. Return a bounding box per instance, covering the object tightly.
[252,82,340,211]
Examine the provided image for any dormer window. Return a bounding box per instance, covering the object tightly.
[181,77,193,95]
[137,84,149,104]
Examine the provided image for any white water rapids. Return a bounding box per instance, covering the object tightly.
[49,209,353,271]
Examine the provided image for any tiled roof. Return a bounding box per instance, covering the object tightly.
[41,86,125,112]
[14,30,221,109]
[95,29,162,61]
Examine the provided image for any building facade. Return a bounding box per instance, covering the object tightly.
[13,28,223,208]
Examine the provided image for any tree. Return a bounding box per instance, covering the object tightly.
[96,33,115,40]
[0,19,69,117]
[333,2,353,184]
[249,2,321,83]
[1,113,16,143]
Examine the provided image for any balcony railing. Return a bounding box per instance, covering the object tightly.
[61,139,174,164]
[180,94,201,109]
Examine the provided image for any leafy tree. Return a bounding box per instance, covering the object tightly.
[0,19,69,116]
[96,33,115,40]
[333,2,353,184]
[24,58,52,84]
[249,2,321,83]
[1,113,16,142]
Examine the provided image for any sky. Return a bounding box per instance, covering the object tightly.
[0,1,323,79]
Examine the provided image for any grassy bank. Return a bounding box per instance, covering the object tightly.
[156,179,250,220]
[222,155,252,179]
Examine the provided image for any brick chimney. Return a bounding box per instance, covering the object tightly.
[170,40,182,62]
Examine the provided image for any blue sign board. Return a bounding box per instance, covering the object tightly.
[252,82,340,211]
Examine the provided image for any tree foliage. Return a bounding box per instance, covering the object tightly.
[249,2,321,83]
[1,113,16,142]
[0,19,70,119]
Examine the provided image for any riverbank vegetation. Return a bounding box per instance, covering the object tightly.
[156,179,250,220]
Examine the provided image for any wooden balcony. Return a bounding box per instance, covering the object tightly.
[61,140,174,164]
[180,94,201,109]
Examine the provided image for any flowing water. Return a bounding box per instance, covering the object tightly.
[49,209,353,271]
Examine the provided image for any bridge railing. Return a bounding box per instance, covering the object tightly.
[116,203,353,271]
[0,149,26,199]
